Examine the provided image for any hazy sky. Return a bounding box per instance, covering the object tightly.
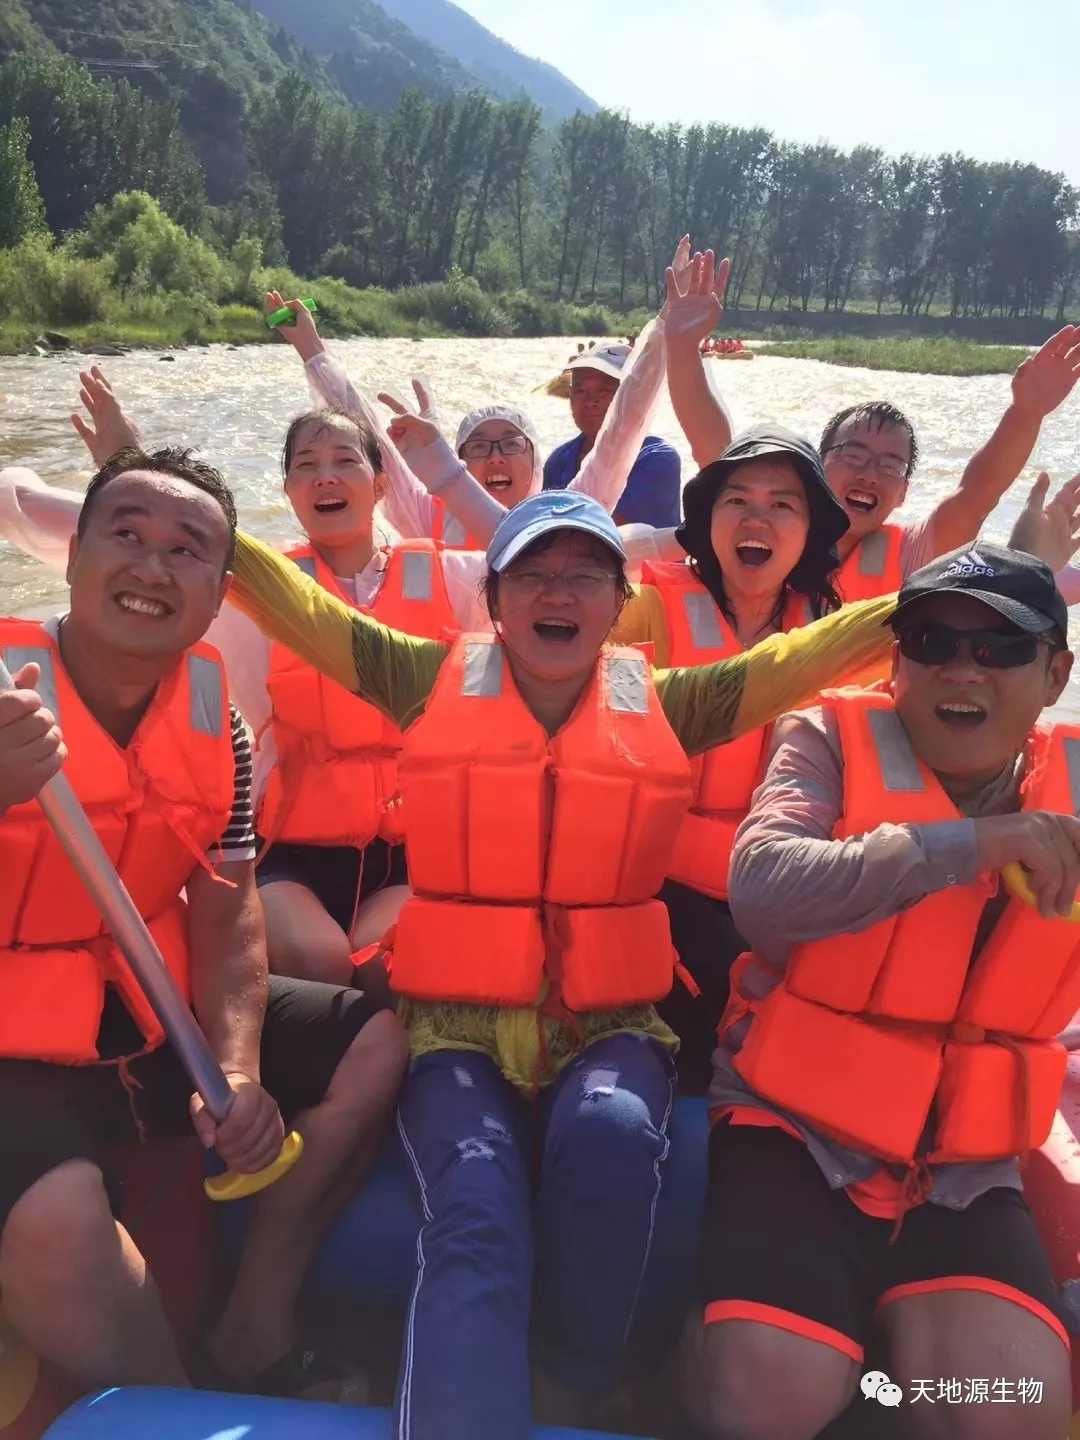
[455,0,1079,182]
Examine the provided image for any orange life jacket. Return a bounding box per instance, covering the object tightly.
[730,687,1080,1166]
[641,560,814,900]
[433,498,484,551]
[257,540,457,848]
[0,620,235,1065]
[835,522,905,604]
[389,634,694,1012]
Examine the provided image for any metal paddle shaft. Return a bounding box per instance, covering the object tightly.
[0,653,302,1198]
[44,781,236,1119]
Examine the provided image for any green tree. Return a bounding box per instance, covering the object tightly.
[0,52,205,237]
[0,116,47,248]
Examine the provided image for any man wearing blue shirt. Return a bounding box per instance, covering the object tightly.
[543,344,683,527]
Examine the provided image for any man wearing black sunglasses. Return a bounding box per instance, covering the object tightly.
[688,542,1076,1440]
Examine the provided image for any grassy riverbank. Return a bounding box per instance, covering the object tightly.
[764,335,1029,376]
[2,307,1032,376]
[0,289,654,355]
[0,207,653,355]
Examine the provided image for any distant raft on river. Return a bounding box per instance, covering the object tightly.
[537,337,752,398]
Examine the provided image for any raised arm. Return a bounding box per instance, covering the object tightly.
[656,594,897,756]
[570,310,669,513]
[0,468,81,571]
[930,325,1080,554]
[664,245,735,469]
[229,530,447,731]
[69,364,143,465]
[266,291,434,542]
[376,393,506,546]
[0,364,151,571]
[1008,470,1080,562]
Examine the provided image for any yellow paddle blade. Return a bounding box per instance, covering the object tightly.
[1001,862,1080,924]
[533,374,571,398]
[203,1130,305,1202]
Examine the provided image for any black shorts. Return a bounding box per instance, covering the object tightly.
[0,976,387,1226]
[703,1122,1070,1361]
[656,881,745,1095]
[255,836,408,934]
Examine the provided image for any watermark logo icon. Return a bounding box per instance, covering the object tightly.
[861,1371,903,1407]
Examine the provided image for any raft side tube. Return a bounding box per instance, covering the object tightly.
[42,1389,646,1439]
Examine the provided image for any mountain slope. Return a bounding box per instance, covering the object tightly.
[7,0,328,99]
[247,0,595,118]
[3,0,344,195]
[249,0,476,107]
[378,0,595,116]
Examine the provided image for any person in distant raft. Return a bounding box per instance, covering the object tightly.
[0,448,407,1400]
[666,246,1080,599]
[688,543,1076,1440]
[221,472,901,1440]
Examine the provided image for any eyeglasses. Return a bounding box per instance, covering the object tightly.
[896,622,1049,669]
[459,435,530,460]
[501,568,616,597]
[824,443,909,481]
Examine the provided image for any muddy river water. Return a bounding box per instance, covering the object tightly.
[2,338,1079,714]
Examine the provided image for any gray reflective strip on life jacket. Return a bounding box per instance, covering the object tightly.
[683,591,724,651]
[291,554,318,582]
[187,653,224,738]
[3,646,59,721]
[795,600,815,627]
[865,706,925,794]
[606,653,649,715]
[1064,737,1080,816]
[462,641,503,698]
[401,549,434,603]
[857,528,890,578]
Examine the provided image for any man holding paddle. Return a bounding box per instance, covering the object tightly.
[0,447,408,1399]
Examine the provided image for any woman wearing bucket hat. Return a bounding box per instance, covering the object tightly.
[220,461,899,1440]
[610,422,851,1092]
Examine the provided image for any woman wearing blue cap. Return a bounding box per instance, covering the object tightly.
[219,461,900,1440]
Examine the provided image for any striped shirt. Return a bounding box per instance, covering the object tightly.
[212,704,256,863]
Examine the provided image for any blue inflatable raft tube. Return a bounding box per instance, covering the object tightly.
[43,1388,646,1439]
